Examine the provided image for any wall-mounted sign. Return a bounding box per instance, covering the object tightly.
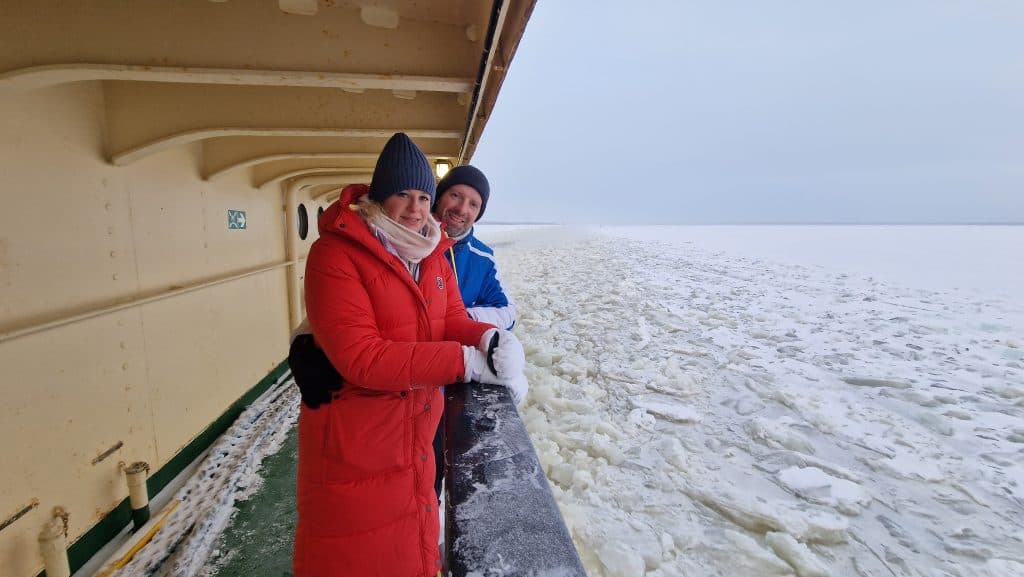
[228,210,247,229]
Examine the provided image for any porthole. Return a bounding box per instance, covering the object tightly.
[297,203,309,240]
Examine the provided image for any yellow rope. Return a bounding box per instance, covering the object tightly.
[94,500,181,576]
[448,246,458,285]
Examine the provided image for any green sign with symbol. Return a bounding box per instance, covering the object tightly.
[228,210,247,229]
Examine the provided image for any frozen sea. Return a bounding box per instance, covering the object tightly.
[481,224,1024,577]
[103,225,1024,577]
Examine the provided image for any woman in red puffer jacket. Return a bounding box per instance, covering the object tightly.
[293,133,525,577]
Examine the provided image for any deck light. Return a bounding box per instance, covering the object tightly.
[435,159,451,179]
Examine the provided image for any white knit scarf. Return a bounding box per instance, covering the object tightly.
[355,195,441,265]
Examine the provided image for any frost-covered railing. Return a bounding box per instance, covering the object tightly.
[444,383,587,576]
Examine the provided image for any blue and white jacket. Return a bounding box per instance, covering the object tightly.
[446,227,516,330]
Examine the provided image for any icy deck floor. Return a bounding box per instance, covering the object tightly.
[201,428,297,577]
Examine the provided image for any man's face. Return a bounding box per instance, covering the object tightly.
[434,184,482,237]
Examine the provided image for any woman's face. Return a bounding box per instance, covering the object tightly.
[382,189,433,231]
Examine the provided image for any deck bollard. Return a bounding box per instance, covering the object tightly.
[123,461,151,531]
[38,508,70,577]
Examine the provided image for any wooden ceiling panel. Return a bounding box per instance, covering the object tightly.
[104,82,465,164]
[257,168,373,188]
[0,64,473,94]
[201,135,460,179]
[249,158,377,187]
[0,1,486,78]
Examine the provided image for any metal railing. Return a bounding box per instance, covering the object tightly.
[444,382,587,576]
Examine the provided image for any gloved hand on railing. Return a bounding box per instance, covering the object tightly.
[289,334,342,409]
[478,328,525,377]
[462,344,530,406]
[462,329,529,406]
[461,346,507,385]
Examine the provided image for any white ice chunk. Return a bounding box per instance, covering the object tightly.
[913,411,954,436]
[777,467,872,515]
[626,408,657,432]
[631,394,702,423]
[585,431,627,465]
[657,435,691,471]
[765,532,829,577]
[746,416,816,454]
[981,558,1024,577]
[1007,463,1024,501]
[718,530,795,575]
[660,532,675,556]
[869,449,945,482]
[684,485,849,544]
[597,540,646,577]
[647,357,700,396]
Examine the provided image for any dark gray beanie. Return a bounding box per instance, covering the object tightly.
[434,165,491,221]
[368,133,436,203]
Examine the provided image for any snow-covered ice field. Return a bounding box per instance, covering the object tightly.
[479,225,1024,577]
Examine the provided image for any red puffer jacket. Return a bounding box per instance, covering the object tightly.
[293,184,492,577]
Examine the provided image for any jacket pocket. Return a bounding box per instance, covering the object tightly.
[322,387,410,483]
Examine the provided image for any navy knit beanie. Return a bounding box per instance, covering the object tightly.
[368,133,436,203]
[434,165,491,221]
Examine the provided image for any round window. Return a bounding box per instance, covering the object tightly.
[297,203,309,240]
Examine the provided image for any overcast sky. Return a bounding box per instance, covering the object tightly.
[472,1,1024,224]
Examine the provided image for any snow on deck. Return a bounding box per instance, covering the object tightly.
[111,374,299,577]
[485,225,1024,577]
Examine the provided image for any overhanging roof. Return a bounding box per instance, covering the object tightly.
[0,0,536,187]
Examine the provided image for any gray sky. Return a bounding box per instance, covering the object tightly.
[472,1,1024,224]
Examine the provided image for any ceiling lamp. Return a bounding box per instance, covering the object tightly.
[435,159,451,179]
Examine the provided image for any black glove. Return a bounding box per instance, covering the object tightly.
[486,329,500,374]
[288,334,343,409]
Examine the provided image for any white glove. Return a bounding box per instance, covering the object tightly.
[462,346,504,385]
[462,346,529,406]
[478,328,525,378]
[506,372,529,407]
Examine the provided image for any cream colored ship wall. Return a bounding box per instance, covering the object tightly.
[285,181,357,329]
[0,81,291,577]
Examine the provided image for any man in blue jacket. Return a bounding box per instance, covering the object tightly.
[432,165,516,331]
[426,165,516,496]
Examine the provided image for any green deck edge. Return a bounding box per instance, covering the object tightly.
[38,360,290,577]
